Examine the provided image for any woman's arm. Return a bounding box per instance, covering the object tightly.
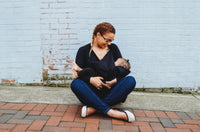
[115,66,131,81]
[74,45,110,89]
[105,44,131,87]
[74,46,92,83]
[90,77,111,90]
[105,67,130,88]
[110,43,122,61]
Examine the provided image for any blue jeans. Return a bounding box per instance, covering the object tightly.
[71,76,136,114]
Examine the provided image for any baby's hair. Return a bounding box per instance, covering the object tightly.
[89,22,116,56]
[116,58,131,69]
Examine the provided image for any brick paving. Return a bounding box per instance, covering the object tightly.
[0,102,199,132]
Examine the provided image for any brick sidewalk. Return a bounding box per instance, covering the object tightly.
[0,102,199,132]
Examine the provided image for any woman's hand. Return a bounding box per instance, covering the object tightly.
[106,78,117,88]
[90,77,111,90]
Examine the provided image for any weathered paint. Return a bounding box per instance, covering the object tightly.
[2,79,16,84]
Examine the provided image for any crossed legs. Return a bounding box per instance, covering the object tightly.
[71,76,136,121]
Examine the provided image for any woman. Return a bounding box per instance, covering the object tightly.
[71,22,136,122]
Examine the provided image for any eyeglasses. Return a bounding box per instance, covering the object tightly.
[100,33,114,43]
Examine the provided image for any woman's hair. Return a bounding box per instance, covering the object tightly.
[89,22,116,56]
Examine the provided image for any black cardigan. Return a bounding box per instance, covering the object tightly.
[75,43,130,84]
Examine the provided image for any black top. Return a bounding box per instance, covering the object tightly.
[75,43,130,84]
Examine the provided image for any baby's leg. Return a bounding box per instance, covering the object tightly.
[77,68,96,78]
[72,69,78,79]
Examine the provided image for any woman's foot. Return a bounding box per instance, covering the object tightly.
[107,109,135,122]
[81,106,97,117]
[123,110,135,122]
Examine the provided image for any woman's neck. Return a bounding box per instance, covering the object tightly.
[92,39,100,49]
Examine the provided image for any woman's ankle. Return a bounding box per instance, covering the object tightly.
[87,107,97,116]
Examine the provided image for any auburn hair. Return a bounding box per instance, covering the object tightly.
[89,22,116,56]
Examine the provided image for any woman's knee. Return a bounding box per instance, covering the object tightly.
[71,79,81,92]
[126,76,136,89]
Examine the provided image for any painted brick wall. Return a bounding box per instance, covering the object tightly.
[70,0,200,89]
[40,0,78,86]
[1,0,200,90]
[0,0,42,84]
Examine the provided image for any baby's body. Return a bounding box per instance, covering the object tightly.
[72,58,130,80]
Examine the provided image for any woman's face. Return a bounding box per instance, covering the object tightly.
[96,32,115,49]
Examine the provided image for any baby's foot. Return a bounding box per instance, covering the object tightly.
[72,61,82,71]
[72,69,78,79]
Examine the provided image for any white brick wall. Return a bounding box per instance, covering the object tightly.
[71,0,200,89]
[40,0,78,72]
[0,0,42,84]
[0,0,200,89]
[40,0,78,86]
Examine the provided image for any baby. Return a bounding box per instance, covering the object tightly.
[72,58,131,80]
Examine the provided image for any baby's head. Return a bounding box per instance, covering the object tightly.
[115,58,131,69]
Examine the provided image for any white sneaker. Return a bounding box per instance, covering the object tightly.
[124,110,135,122]
[81,106,87,118]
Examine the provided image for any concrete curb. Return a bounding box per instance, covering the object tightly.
[0,86,199,112]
